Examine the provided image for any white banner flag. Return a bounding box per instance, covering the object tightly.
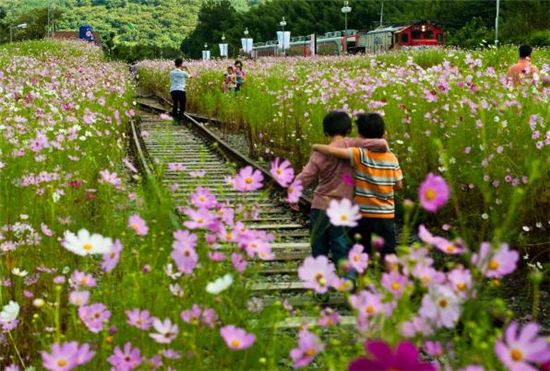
[202,50,210,61]
[245,38,253,53]
[309,34,316,56]
[283,31,291,50]
[277,31,283,49]
[219,43,228,57]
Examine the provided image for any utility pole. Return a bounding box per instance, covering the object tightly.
[495,0,500,47]
[379,0,384,27]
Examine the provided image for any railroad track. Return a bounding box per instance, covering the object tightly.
[132,95,354,327]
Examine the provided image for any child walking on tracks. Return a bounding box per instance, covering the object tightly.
[170,58,191,121]
[294,111,388,278]
[313,113,403,257]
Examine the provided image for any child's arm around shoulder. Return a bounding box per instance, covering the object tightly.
[346,137,389,152]
[312,144,352,160]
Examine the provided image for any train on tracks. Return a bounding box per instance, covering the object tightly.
[251,21,443,58]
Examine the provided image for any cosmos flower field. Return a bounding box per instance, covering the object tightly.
[0,40,549,370]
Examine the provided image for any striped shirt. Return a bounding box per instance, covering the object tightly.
[349,147,403,219]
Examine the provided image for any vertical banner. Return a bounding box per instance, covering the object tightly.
[245,38,253,53]
[277,31,284,49]
[219,43,228,57]
[241,38,247,52]
[202,50,210,61]
[283,31,291,50]
[309,33,316,56]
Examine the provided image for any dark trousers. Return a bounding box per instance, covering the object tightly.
[310,209,350,266]
[170,90,186,120]
[351,217,396,256]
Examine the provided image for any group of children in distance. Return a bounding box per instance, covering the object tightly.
[222,60,246,93]
[295,111,402,288]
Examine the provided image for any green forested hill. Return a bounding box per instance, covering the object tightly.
[0,0,252,58]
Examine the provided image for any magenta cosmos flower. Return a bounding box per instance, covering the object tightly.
[348,340,436,371]
[495,321,550,371]
[128,214,148,236]
[270,157,295,187]
[101,239,123,273]
[289,329,325,368]
[41,341,95,371]
[220,325,256,350]
[190,187,218,209]
[381,271,409,299]
[298,255,337,294]
[233,166,264,192]
[125,308,154,330]
[171,241,198,275]
[349,289,387,319]
[107,342,143,370]
[418,173,450,213]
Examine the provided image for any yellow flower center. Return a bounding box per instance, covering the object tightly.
[305,348,316,357]
[365,305,375,315]
[340,214,349,222]
[456,282,466,291]
[353,255,360,262]
[425,189,436,201]
[421,275,430,283]
[276,169,282,175]
[57,359,68,367]
[438,299,448,308]
[83,242,93,251]
[197,218,204,224]
[230,339,241,348]
[131,223,139,231]
[446,244,455,253]
[199,196,206,202]
[489,259,499,270]
[315,273,326,286]
[244,177,253,184]
[511,348,523,362]
[391,282,401,291]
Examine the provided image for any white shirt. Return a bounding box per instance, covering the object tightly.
[170,69,190,92]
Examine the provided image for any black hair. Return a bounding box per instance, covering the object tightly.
[519,45,532,59]
[322,111,352,137]
[234,60,242,67]
[174,58,183,67]
[355,113,385,138]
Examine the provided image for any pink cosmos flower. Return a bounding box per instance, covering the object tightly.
[494,321,550,371]
[317,308,340,327]
[188,170,206,178]
[349,340,436,371]
[289,329,325,368]
[298,255,337,294]
[348,244,368,273]
[42,341,95,371]
[128,214,148,236]
[326,198,361,227]
[287,179,303,203]
[149,318,179,344]
[447,268,472,297]
[418,225,465,255]
[69,271,96,289]
[167,163,186,172]
[182,207,215,230]
[472,242,519,278]
[381,271,409,298]
[419,285,461,329]
[101,239,123,273]
[99,170,121,188]
[231,252,247,273]
[412,264,445,287]
[220,325,256,350]
[270,157,295,187]
[190,187,218,209]
[171,242,198,274]
[69,291,90,307]
[349,290,387,319]
[41,223,54,236]
[107,342,143,370]
[78,303,111,333]
[419,173,450,213]
[180,304,218,328]
[401,316,434,338]
[233,166,264,192]
[125,308,154,330]
[208,252,226,261]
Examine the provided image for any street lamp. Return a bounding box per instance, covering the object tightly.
[244,27,249,36]
[495,0,500,47]
[204,42,208,49]
[341,1,352,35]
[279,17,287,32]
[9,23,27,43]
[221,34,226,42]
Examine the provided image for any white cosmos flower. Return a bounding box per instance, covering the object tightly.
[12,268,28,277]
[149,318,179,344]
[1,301,20,322]
[206,273,233,294]
[62,229,113,256]
[326,198,361,227]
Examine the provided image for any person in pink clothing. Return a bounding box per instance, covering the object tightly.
[294,111,388,274]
